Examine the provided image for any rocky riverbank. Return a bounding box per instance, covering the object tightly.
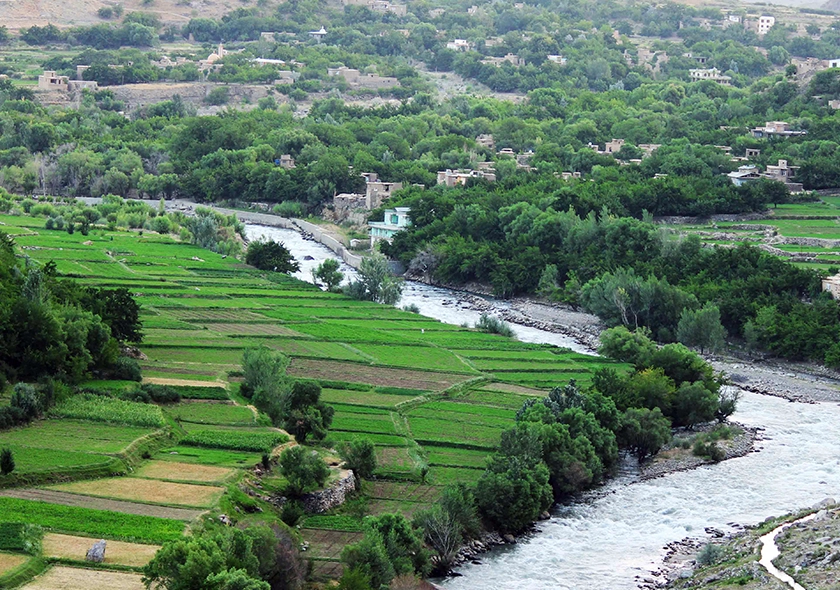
[648,499,840,590]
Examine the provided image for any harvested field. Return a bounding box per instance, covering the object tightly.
[143,377,227,388]
[0,552,27,575]
[51,478,224,508]
[0,489,203,521]
[365,482,442,503]
[133,461,235,484]
[203,323,304,336]
[42,533,160,567]
[288,359,470,391]
[21,566,145,590]
[479,382,549,395]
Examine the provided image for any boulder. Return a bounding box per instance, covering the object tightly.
[86,540,107,563]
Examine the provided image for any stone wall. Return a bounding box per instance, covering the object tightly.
[301,471,356,513]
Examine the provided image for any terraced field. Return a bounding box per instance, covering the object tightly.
[0,213,629,580]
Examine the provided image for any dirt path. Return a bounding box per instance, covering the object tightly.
[0,489,204,521]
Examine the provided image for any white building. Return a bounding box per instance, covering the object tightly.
[757,15,775,36]
[369,207,411,247]
[446,39,473,52]
[828,58,840,69]
[689,67,732,85]
[308,27,328,42]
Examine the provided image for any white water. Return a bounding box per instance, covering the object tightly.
[247,223,840,589]
[759,514,817,590]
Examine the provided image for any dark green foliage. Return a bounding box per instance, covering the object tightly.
[112,357,142,381]
[339,439,377,486]
[312,259,344,291]
[0,447,14,475]
[342,514,429,588]
[122,383,181,404]
[142,525,305,590]
[283,381,334,443]
[475,314,514,337]
[245,240,300,274]
[280,501,304,527]
[344,253,402,305]
[0,523,42,554]
[279,446,330,496]
[617,407,672,461]
[81,287,143,343]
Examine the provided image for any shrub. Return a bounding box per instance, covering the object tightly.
[0,522,42,554]
[0,447,14,475]
[696,542,723,566]
[205,86,230,105]
[402,304,420,313]
[339,439,376,487]
[11,383,40,420]
[272,201,304,217]
[113,356,142,381]
[475,314,514,337]
[280,500,304,527]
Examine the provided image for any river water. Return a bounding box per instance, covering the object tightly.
[246,224,840,589]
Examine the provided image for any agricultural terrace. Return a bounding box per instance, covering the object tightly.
[0,212,629,580]
[673,195,840,271]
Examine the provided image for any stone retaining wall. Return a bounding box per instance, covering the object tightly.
[301,471,356,513]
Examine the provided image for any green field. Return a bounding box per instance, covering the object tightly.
[0,212,628,578]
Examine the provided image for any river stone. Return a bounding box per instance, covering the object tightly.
[86,540,106,563]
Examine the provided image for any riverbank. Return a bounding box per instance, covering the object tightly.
[652,499,839,590]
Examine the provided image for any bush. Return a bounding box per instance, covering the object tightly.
[11,383,40,420]
[0,522,42,554]
[280,500,304,527]
[205,86,230,105]
[696,542,724,566]
[272,202,304,218]
[0,447,14,475]
[113,356,142,381]
[475,314,514,337]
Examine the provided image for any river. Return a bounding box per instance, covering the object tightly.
[246,224,840,589]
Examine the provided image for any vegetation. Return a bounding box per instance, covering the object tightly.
[50,394,165,428]
[312,259,344,292]
[245,239,300,274]
[181,430,288,453]
[344,253,403,305]
[279,446,330,496]
[0,448,14,475]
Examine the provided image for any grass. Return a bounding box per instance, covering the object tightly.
[0,498,185,544]
[156,446,262,467]
[0,420,156,455]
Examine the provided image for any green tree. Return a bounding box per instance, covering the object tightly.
[205,569,270,590]
[671,382,718,428]
[339,439,377,487]
[617,407,672,461]
[282,381,334,443]
[312,258,344,291]
[279,446,330,496]
[676,303,726,354]
[245,240,300,274]
[597,326,656,366]
[344,253,403,305]
[240,347,290,423]
[413,505,461,572]
[341,532,395,589]
[0,448,14,475]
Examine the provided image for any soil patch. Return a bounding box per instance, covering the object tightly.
[0,552,27,575]
[301,530,364,560]
[134,460,235,484]
[21,566,145,590]
[42,533,160,567]
[50,478,223,508]
[0,489,203,521]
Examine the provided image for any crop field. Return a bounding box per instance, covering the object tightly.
[0,497,185,543]
[167,402,256,426]
[0,552,28,575]
[0,213,633,578]
[133,461,235,484]
[42,533,160,567]
[20,566,145,590]
[50,478,224,508]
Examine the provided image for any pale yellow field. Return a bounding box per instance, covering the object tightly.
[42,534,160,567]
[21,566,145,590]
[0,552,27,575]
[134,460,234,484]
[50,478,224,508]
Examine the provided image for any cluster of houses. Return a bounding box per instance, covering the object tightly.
[37,70,98,92]
[327,66,399,89]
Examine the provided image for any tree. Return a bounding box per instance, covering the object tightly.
[0,448,14,475]
[344,253,403,305]
[282,381,334,443]
[676,303,726,354]
[671,382,718,428]
[339,439,377,487]
[246,240,300,274]
[205,569,270,590]
[715,388,740,423]
[598,326,656,366]
[241,347,290,423]
[617,407,672,461]
[364,514,430,578]
[312,259,344,291]
[279,446,330,496]
[341,532,395,589]
[413,505,461,572]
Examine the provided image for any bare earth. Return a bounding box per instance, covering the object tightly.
[42,533,160,567]
[143,377,226,388]
[21,566,145,590]
[0,488,203,520]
